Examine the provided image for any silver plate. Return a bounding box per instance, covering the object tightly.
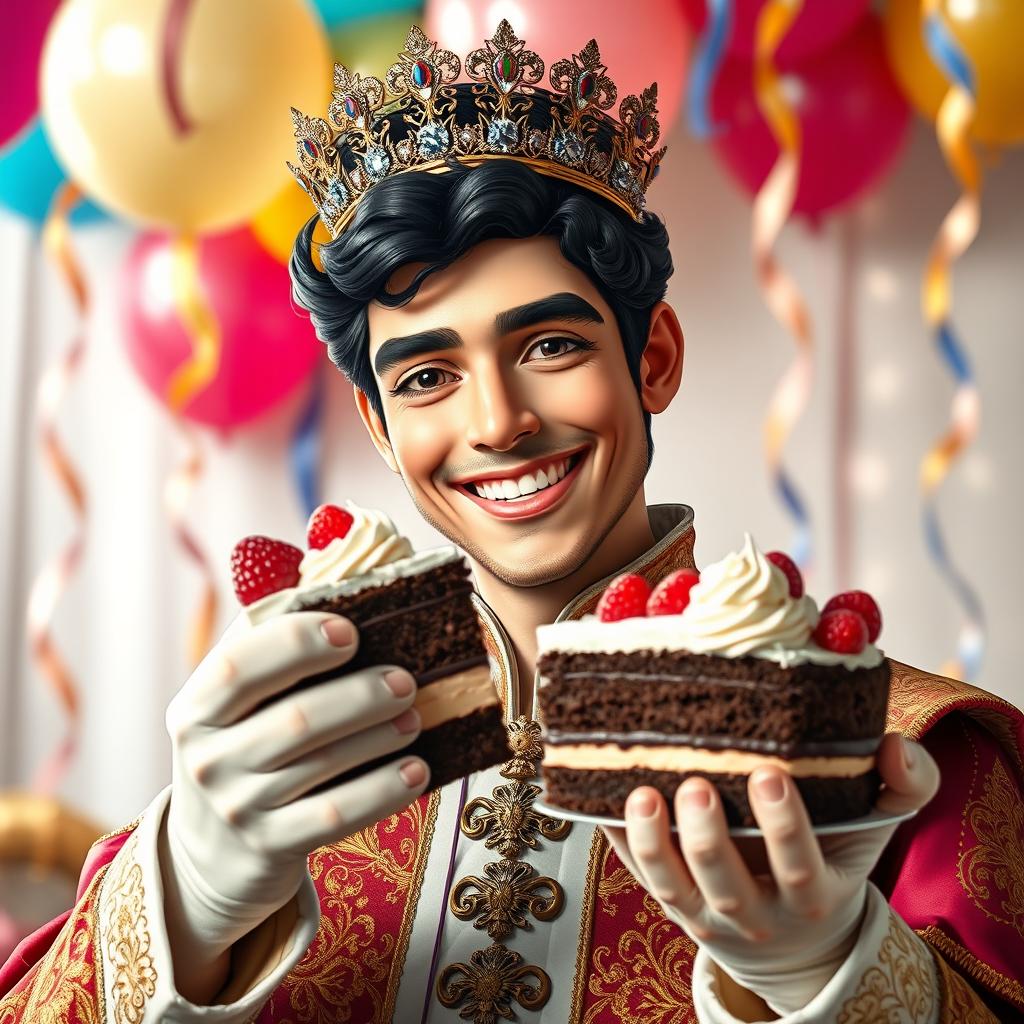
[534,795,918,837]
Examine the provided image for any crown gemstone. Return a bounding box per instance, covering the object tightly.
[417,121,450,158]
[494,52,519,90]
[487,117,518,152]
[553,131,584,165]
[577,72,596,104]
[412,59,433,89]
[636,113,651,140]
[364,147,390,181]
[343,95,359,120]
[302,138,320,160]
[327,178,349,206]
[611,159,636,193]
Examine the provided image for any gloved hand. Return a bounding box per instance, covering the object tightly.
[603,733,940,1016]
[161,611,430,960]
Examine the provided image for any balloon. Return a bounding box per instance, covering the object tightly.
[330,9,424,76]
[0,121,107,226]
[884,0,1024,147]
[0,0,62,150]
[314,0,420,30]
[120,229,324,429]
[40,0,330,234]
[680,0,868,65]
[711,16,910,217]
[425,0,689,131]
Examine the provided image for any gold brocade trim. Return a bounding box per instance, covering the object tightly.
[918,926,1024,1009]
[568,828,607,1023]
[837,909,937,1023]
[929,945,1000,1023]
[91,819,140,848]
[100,833,156,1024]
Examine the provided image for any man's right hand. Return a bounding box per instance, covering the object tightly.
[159,612,430,996]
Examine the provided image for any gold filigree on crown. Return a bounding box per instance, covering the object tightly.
[287,19,666,238]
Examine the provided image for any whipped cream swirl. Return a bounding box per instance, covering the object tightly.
[680,533,816,656]
[298,503,413,585]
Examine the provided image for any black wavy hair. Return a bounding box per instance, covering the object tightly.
[289,158,673,461]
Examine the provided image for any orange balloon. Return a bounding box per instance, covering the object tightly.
[883,0,1024,147]
[41,0,331,232]
[251,180,332,267]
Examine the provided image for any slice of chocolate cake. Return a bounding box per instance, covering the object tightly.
[235,502,510,791]
[536,535,890,828]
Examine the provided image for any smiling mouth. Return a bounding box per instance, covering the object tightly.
[454,449,589,520]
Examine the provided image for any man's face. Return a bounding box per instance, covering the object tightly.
[364,235,650,587]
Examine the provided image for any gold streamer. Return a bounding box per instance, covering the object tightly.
[26,183,89,794]
[164,233,220,668]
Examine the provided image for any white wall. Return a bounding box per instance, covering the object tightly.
[1,118,1021,830]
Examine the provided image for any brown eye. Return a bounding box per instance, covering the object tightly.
[526,337,590,361]
[393,367,458,395]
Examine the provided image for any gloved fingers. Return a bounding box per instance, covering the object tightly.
[186,612,360,727]
[673,779,769,941]
[874,733,940,816]
[623,787,703,921]
[262,755,430,855]
[252,711,422,808]
[225,666,417,772]
[746,768,830,921]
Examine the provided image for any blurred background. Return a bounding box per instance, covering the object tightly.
[1,0,1022,959]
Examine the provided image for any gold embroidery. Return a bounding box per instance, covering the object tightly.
[437,943,551,1022]
[837,909,936,1023]
[583,894,697,1024]
[450,859,564,939]
[569,829,608,1022]
[502,715,544,779]
[597,842,641,918]
[966,705,1024,781]
[0,866,107,1024]
[102,833,156,1024]
[929,945,1000,1023]
[918,926,1024,1009]
[461,781,571,857]
[957,758,1024,938]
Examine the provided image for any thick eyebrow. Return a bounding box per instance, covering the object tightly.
[494,292,604,336]
[373,327,462,377]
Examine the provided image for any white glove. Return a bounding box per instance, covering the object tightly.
[162,610,430,960]
[604,733,941,1016]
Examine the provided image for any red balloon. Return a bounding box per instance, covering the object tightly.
[710,16,910,217]
[0,0,62,149]
[121,229,323,430]
[680,0,869,65]
[425,0,690,131]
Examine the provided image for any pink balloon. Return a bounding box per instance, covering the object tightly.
[680,0,869,66]
[0,0,62,149]
[121,229,323,430]
[710,15,910,217]
[425,0,690,132]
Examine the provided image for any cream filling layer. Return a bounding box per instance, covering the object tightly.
[542,742,875,778]
[413,664,499,731]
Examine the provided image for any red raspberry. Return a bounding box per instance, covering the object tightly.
[307,503,354,550]
[766,550,803,598]
[647,569,701,616]
[231,535,303,606]
[821,591,882,643]
[813,609,869,654]
[597,573,651,622]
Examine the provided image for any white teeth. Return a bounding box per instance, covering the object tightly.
[501,479,519,499]
[546,465,558,486]
[534,469,548,490]
[556,460,567,480]
[470,454,578,501]
[517,473,538,495]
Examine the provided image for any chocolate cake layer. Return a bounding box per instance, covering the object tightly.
[537,650,890,746]
[543,765,881,828]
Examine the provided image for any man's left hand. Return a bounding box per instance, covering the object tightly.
[602,732,941,1016]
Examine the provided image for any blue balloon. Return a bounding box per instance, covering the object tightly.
[0,120,108,227]
[312,0,419,29]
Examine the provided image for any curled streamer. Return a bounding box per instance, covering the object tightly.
[290,366,324,521]
[27,183,88,794]
[687,0,733,138]
[166,235,220,667]
[918,0,985,680]
[752,0,813,568]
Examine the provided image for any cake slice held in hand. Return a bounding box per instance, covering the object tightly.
[536,534,890,828]
[231,501,510,790]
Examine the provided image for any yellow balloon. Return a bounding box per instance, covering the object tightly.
[883,0,1024,147]
[252,179,331,266]
[41,0,331,233]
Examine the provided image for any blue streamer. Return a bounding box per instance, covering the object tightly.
[290,367,324,521]
[777,466,811,569]
[923,15,975,95]
[687,0,733,138]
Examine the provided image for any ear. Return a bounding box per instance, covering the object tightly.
[639,301,684,415]
[353,385,400,473]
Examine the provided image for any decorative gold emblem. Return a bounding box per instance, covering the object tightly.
[461,781,572,858]
[450,859,564,940]
[501,715,544,780]
[437,943,552,1023]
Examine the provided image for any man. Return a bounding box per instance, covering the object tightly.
[3,21,1023,1024]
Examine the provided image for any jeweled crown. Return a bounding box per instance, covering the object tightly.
[288,20,666,238]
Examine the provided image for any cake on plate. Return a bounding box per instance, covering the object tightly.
[536,535,889,827]
[231,501,510,790]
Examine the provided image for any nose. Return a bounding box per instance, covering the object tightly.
[464,364,540,452]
